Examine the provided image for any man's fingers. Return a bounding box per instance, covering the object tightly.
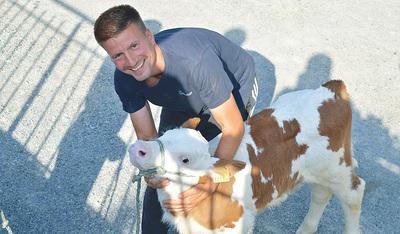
[145,177,170,189]
[161,178,219,213]
[179,178,215,198]
[160,179,170,188]
[179,183,205,198]
[143,174,154,183]
[162,200,191,213]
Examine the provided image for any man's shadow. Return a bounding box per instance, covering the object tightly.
[277,53,332,97]
[145,19,163,35]
[224,28,276,114]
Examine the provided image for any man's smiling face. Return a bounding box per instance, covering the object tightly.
[101,23,157,82]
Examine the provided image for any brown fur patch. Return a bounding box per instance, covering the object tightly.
[185,160,245,230]
[198,175,211,184]
[246,108,307,211]
[187,176,243,230]
[212,159,247,178]
[318,99,351,152]
[181,117,201,129]
[351,171,361,190]
[322,80,349,101]
[318,80,353,166]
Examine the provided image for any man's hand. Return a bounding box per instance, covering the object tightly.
[162,177,218,214]
[144,174,170,189]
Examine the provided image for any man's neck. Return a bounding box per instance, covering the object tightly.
[144,76,161,87]
[145,43,164,87]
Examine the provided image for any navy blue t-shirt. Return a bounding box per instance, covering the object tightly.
[114,28,255,115]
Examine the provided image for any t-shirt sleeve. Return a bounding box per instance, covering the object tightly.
[114,68,146,113]
[192,47,234,109]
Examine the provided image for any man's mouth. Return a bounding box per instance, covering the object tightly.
[132,60,144,71]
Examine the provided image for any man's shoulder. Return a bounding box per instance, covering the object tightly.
[155,28,226,64]
[114,68,142,94]
[155,28,224,49]
[114,68,134,83]
[155,27,218,39]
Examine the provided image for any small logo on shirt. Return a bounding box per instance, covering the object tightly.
[179,90,193,97]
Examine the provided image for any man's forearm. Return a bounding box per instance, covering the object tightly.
[214,124,244,159]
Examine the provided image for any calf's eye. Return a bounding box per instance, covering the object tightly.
[182,158,189,164]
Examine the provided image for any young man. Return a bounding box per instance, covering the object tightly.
[94,5,258,233]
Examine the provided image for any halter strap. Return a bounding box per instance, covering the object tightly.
[131,138,166,184]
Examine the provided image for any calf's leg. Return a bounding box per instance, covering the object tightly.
[330,173,365,234]
[296,183,332,234]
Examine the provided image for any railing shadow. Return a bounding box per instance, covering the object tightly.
[0,0,141,232]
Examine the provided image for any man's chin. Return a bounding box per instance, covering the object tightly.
[122,70,147,82]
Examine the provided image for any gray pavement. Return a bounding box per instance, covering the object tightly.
[1,0,399,233]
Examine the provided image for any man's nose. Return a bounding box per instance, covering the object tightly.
[125,51,138,67]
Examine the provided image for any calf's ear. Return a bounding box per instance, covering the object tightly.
[181,117,201,129]
[209,159,246,183]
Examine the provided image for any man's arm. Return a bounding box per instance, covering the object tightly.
[162,93,244,213]
[209,93,245,160]
[130,101,158,141]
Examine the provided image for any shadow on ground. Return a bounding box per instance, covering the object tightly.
[1,1,399,234]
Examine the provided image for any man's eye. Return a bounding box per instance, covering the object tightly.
[132,44,138,49]
[112,54,122,60]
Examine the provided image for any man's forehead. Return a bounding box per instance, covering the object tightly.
[101,26,144,54]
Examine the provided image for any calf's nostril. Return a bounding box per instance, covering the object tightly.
[139,150,146,157]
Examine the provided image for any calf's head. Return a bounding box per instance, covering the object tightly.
[128,120,246,184]
[128,128,217,177]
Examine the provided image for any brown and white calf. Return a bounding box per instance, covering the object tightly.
[128,80,365,234]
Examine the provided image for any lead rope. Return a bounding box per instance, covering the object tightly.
[131,138,194,234]
[1,209,13,234]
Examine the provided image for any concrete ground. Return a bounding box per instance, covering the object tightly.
[1,0,399,233]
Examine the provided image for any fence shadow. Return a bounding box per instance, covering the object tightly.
[0,0,138,233]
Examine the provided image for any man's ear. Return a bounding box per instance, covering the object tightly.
[146,28,155,43]
[181,117,201,129]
